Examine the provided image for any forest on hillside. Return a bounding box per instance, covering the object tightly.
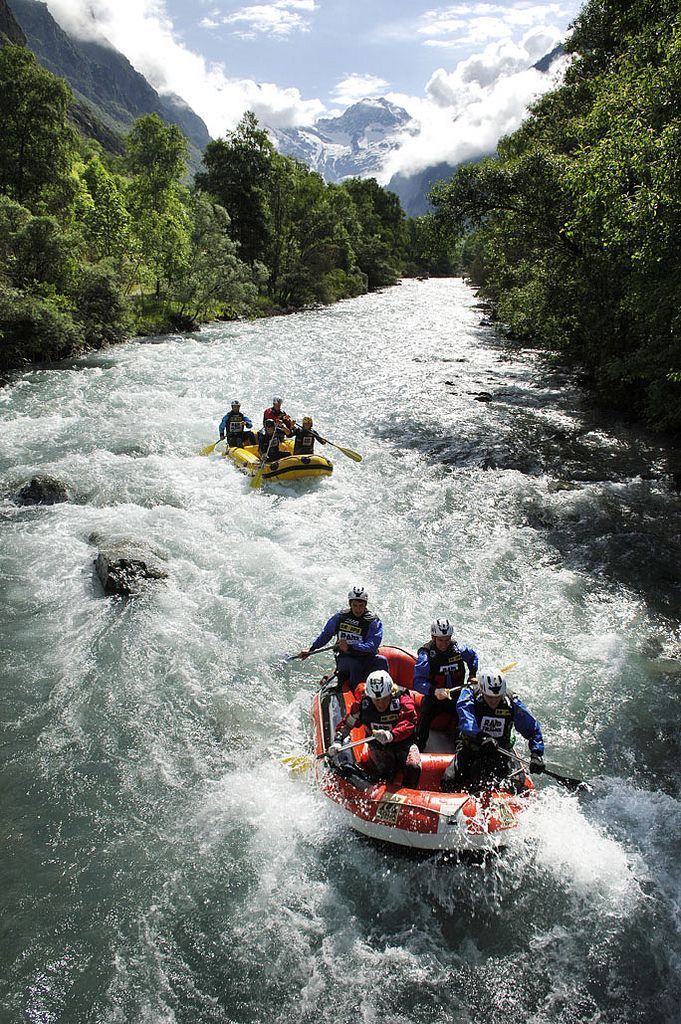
[431,0,681,431]
[0,45,450,372]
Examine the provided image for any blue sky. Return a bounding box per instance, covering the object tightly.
[45,0,583,176]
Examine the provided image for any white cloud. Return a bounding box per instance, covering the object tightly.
[42,0,323,135]
[330,73,390,108]
[221,0,317,39]
[380,34,571,181]
[417,3,569,48]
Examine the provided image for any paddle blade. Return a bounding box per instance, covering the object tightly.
[281,753,312,773]
[199,440,219,456]
[329,442,362,462]
[545,768,591,793]
[250,466,265,489]
[500,660,518,673]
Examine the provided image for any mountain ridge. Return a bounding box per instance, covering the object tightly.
[267,97,414,184]
[7,0,210,170]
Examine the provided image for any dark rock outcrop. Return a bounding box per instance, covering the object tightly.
[0,0,25,45]
[92,536,168,596]
[16,474,70,505]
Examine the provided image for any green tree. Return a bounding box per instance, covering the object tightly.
[340,178,406,288]
[0,45,78,213]
[72,262,130,348]
[82,156,131,261]
[431,0,681,428]
[174,193,262,322]
[269,159,362,306]
[125,115,191,298]
[196,111,275,265]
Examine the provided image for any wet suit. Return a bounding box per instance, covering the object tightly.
[441,686,544,794]
[292,426,327,455]
[334,687,421,787]
[308,606,388,688]
[412,640,478,751]
[257,426,289,462]
[219,411,256,448]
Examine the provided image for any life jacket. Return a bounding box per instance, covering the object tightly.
[226,412,247,435]
[257,428,287,459]
[293,428,316,455]
[473,692,516,749]
[336,607,377,653]
[419,639,468,688]
[358,688,412,745]
[263,407,289,426]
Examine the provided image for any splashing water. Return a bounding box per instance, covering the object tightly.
[1,280,680,1023]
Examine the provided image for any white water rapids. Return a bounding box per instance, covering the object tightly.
[1,279,680,1023]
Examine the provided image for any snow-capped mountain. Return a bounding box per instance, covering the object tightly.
[268,97,414,182]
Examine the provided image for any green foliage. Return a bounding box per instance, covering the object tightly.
[81,156,131,260]
[403,215,458,276]
[431,0,681,430]
[174,193,261,322]
[0,45,78,214]
[125,114,189,190]
[0,72,408,368]
[0,283,83,368]
[72,262,130,348]
[339,177,406,287]
[196,112,275,265]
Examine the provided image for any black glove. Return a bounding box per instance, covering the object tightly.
[479,735,498,753]
[529,753,545,774]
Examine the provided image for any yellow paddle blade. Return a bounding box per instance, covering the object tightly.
[199,440,219,456]
[281,753,312,773]
[250,465,265,489]
[500,660,518,673]
[328,441,362,462]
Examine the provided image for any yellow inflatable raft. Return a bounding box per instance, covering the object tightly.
[224,441,333,483]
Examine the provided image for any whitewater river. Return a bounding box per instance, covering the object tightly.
[1,279,680,1023]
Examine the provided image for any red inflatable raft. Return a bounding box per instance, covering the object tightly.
[312,645,534,851]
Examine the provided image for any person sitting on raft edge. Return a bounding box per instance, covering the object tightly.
[327,669,422,788]
[441,668,545,794]
[291,416,327,455]
[297,586,389,689]
[219,400,256,448]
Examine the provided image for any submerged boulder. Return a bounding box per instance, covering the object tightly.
[92,536,168,596]
[16,475,70,505]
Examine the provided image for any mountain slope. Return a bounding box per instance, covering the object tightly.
[0,0,25,44]
[8,0,210,170]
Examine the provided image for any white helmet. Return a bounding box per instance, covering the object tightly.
[365,669,393,700]
[431,617,454,637]
[478,670,507,698]
[348,586,368,603]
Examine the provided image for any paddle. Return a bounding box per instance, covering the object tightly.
[324,440,362,462]
[496,746,591,793]
[282,735,375,772]
[199,438,225,456]
[284,644,336,662]
[250,429,279,490]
